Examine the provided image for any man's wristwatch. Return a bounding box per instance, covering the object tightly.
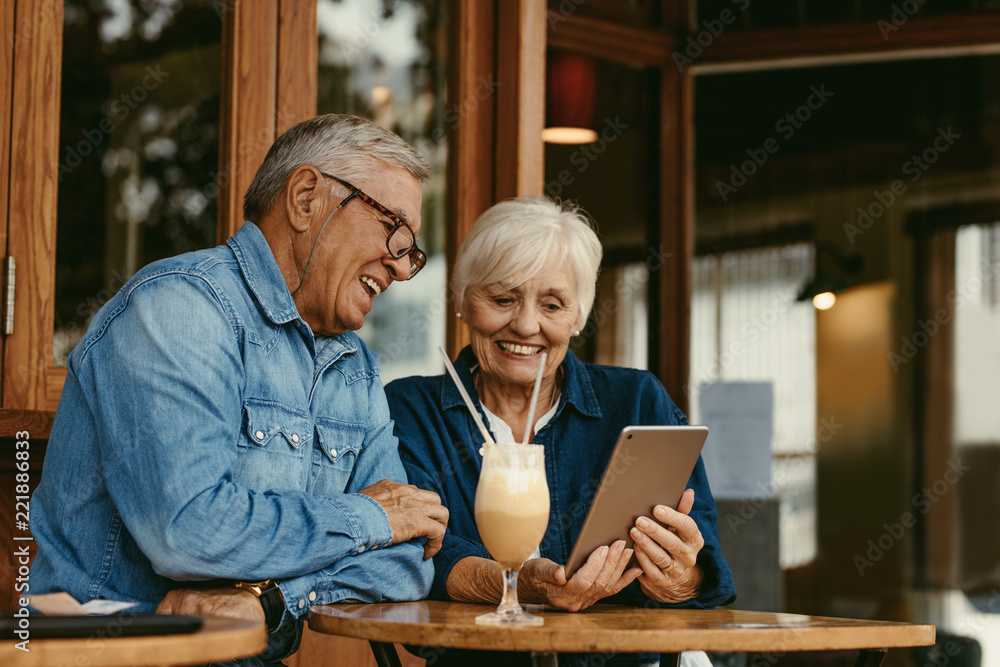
[234,580,284,631]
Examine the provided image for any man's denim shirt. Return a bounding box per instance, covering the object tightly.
[30,222,432,656]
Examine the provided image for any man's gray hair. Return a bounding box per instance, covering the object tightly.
[243,114,431,221]
[452,197,603,330]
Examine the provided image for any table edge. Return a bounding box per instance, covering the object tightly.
[308,603,936,654]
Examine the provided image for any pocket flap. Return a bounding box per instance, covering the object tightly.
[243,399,313,449]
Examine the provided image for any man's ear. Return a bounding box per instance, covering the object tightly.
[285,165,324,232]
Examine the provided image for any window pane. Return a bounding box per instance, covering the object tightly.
[689,246,817,568]
[317,0,448,382]
[954,222,1000,447]
[55,0,222,366]
[693,54,1000,623]
[543,52,659,367]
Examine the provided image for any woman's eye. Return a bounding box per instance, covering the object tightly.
[543,302,561,312]
[494,298,513,306]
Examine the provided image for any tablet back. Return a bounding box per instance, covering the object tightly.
[564,425,708,577]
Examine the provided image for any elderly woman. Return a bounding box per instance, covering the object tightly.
[385,197,735,667]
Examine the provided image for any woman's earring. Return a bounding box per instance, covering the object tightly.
[572,330,580,336]
[455,313,462,319]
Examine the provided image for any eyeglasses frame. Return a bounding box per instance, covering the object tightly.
[320,172,426,279]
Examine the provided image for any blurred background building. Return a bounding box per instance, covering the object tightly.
[2,1,999,665]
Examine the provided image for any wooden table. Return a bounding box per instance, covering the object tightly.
[310,601,935,667]
[0,617,267,667]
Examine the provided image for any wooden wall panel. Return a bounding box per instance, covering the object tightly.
[494,0,546,200]
[547,11,673,67]
[0,1,14,393]
[277,0,317,135]
[287,629,424,667]
[919,229,958,587]
[2,0,63,412]
[445,0,497,358]
[653,41,693,413]
[218,0,279,242]
[0,438,47,612]
[696,14,1000,72]
[0,1,13,253]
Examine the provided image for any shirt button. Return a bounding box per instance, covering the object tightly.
[357,546,366,554]
[291,433,300,444]
[330,448,337,458]
[255,430,264,440]
[297,599,305,610]
[308,591,317,602]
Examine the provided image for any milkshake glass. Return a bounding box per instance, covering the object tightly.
[474,442,549,626]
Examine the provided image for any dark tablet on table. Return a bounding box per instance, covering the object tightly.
[1,614,203,640]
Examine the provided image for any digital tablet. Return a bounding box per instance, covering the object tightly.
[564,425,708,577]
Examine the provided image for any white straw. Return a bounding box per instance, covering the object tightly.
[521,352,548,446]
[438,346,495,447]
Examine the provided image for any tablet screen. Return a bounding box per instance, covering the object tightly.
[564,425,708,578]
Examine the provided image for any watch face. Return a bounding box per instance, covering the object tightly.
[236,581,272,597]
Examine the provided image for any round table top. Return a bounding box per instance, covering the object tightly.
[0,617,267,667]
[309,601,935,654]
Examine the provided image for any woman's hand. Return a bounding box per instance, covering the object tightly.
[519,540,642,612]
[629,488,705,604]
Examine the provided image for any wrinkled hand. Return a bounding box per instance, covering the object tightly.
[358,479,449,559]
[156,587,264,623]
[519,540,641,612]
[629,488,705,603]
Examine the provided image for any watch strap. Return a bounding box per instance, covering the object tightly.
[258,585,285,632]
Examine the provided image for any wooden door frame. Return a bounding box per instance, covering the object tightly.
[445,0,546,358]
[2,0,64,415]
[217,0,317,243]
[0,1,314,425]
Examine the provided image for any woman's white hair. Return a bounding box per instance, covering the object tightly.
[452,197,603,330]
[243,114,431,221]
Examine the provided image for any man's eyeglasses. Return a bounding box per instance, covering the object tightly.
[321,172,426,279]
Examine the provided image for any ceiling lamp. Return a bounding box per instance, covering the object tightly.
[796,241,863,310]
[544,51,598,145]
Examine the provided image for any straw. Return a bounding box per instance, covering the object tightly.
[438,346,495,448]
[521,352,548,446]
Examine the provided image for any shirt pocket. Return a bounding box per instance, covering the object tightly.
[234,398,314,492]
[311,419,366,496]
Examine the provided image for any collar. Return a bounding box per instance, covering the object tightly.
[227,221,301,326]
[442,346,602,419]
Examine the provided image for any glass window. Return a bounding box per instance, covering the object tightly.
[55,0,222,366]
[317,0,447,382]
[543,52,659,369]
[690,245,817,568]
[693,54,1000,588]
[954,222,1000,447]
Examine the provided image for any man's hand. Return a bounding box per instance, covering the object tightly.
[519,540,641,612]
[358,479,449,559]
[629,488,705,603]
[156,587,264,623]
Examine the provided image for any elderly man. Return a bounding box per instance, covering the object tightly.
[29,114,448,665]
